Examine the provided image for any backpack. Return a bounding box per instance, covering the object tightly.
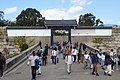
[35,58,40,70]
[40,49,43,57]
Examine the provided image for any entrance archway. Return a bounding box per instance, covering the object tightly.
[45,20,77,45]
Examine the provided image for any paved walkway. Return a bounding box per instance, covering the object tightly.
[1,53,120,80]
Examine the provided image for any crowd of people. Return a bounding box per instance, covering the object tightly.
[0,41,120,80]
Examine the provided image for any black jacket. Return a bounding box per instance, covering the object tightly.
[105,54,112,65]
[0,56,6,67]
[92,54,98,64]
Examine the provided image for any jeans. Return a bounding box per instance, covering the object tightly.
[52,56,56,64]
[31,66,36,79]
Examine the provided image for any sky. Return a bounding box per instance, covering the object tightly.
[0,0,120,25]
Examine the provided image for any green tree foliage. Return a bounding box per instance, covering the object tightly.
[0,11,14,26]
[78,13,103,26]
[0,11,4,20]
[20,43,28,52]
[0,11,4,26]
[14,36,29,51]
[95,19,103,26]
[16,8,45,26]
[53,30,66,36]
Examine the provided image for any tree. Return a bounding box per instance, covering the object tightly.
[0,11,4,26]
[78,13,104,26]
[16,8,45,26]
[0,11,4,20]
[95,19,103,26]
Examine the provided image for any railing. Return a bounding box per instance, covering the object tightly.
[4,43,39,74]
[84,43,99,52]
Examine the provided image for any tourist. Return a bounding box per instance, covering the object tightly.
[113,51,119,70]
[39,41,42,48]
[110,49,114,71]
[83,51,90,69]
[36,50,42,75]
[45,44,49,64]
[0,52,6,77]
[97,49,102,65]
[51,47,58,64]
[92,50,99,76]
[65,52,74,74]
[78,47,81,63]
[42,48,47,66]
[104,52,112,76]
[27,51,38,80]
[101,52,105,69]
[89,51,93,69]
[65,46,71,57]
[71,47,78,62]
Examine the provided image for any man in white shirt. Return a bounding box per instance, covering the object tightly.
[27,51,39,80]
[110,49,114,71]
[51,47,58,64]
[72,47,78,62]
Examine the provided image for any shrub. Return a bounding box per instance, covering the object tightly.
[20,43,28,52]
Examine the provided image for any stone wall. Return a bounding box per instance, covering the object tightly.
[0,27,20,58]
[8,36,110,48]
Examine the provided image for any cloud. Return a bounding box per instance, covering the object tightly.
[41,0,93,21]
[41,6,81,20]
[61,0,65,3]
[68,6,83,14]
[87,1,93,5]
[71,0,93,6]
[4,7,17,14]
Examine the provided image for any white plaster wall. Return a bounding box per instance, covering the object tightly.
[7,29,51,36]
[71,29,112,36]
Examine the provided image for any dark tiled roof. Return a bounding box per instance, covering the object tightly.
[45,20,77,26]
[76,26,112,29]
[7,26,46,29]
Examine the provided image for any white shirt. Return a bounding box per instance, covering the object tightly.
[28,55,39,66]
[110,51,114,60]
[101,54,105,60]
[84,54,90,60]
[51,50,57,56]
[65,55,74,64]
[72,49,78,55]
[110,52,113,56]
